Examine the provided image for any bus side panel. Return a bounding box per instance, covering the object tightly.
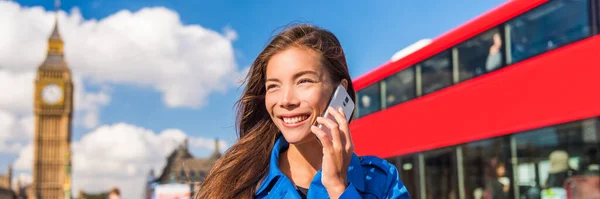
[350,36,600,158]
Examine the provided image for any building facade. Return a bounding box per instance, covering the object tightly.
[31,11,73,199]
[146,139,222,198]
[0,166,16,198]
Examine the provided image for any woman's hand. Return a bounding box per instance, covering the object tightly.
[311,106,354,199]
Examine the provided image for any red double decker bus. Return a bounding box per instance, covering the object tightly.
[349,0,600,198]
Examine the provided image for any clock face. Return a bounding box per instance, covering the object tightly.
[42,84,63,105]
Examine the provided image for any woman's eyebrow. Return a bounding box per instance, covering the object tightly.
[265,70,319,82]
[293,70,319,79]
[265,78,280,83]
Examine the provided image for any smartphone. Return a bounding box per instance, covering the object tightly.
[317,84,355,141]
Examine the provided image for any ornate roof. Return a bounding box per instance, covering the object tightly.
[154,138,222,184]
[49,22,62,41]
[39,18,69,72]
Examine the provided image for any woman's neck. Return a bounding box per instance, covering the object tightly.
[279,138,324,188]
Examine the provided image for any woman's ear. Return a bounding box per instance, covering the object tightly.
[341,79,349,90]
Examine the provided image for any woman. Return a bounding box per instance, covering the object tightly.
[197,24,410,199]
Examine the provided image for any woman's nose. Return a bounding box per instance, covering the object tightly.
[279,87,300,108]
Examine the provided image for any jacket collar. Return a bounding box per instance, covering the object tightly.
[256,135,365,195]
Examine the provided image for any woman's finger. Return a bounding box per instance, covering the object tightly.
[337,107,346,120]
[337,107,354,151]
[328,107,349,135]
[326,106,349,147]
[316,116,342,149]
[311,125,333,151]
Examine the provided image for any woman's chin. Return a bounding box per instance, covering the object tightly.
[280,130,314,144]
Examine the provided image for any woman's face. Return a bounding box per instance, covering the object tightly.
[265,47,335,144]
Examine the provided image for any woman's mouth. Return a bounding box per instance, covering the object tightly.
[282,115,309,124]
[279,114,311,127]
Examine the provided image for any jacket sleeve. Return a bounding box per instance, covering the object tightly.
[337,164,411,199]
[384,164,411,199]
[338,183,362,199]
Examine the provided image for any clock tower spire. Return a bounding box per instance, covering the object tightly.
[32,0,74,198]
[40,0,68,71]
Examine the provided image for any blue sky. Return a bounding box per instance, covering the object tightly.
[12,0,506,157]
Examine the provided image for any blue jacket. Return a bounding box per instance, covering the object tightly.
[255,135,411,199]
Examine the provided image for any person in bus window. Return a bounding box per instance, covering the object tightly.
[361,94,376,116]
[361,95,371,109]
[196,24,410,199]
[566,148,600,198]
[484,157,508,199]
[386,95,395,105]
[485,33,502,72]
[545,150,576,189]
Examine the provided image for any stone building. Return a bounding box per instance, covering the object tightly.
[31,2,74,198]
[0,166,16,198]
[146,138,222,198]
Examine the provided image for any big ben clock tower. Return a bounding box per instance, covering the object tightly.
[32,0,73,198]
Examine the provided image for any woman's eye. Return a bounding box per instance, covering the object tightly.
[266,84,277,90]
[299,79,315,84]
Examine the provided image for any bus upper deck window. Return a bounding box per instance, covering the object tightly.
[507,0,591,64]
[420,51,452,95]
[357,83,381,118]
[384,66,416,107]
[456,28,505,82]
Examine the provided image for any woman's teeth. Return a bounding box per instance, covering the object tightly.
[283,115,309,124]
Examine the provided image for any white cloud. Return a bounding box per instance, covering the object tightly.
[0,71,35,115]
[18,115,34,139]
[0,70,36,153]
[231,65,250,88]
[0,1,242,133]
[0,1,240,108]
[0,110,17,141]
[223,25,238,41]
[11,172,33,191]
[189,137,228,154]
[14,143,32,170]
[82,112,99,129]
[0,109,30,153]
[13,122,225,199]
[72,76,111,129]
[0,0,241,154]
[0,142,23,154]
[0,70,110,134]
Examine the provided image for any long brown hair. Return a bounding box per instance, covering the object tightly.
[196,24,356,199]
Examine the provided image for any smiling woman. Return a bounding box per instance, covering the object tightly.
[264,47,337,144]
[197,24,410,199]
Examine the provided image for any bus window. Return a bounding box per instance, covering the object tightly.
[507,0,591,64]
[420,51,452,95]
[357,83,381,118]
[384,66,416,107]
[461,137,513,199]
[388,155,420,199]
[399,155,420,199]
[457,28,504,82]
[513,117,600,198]
[424,147,459,199]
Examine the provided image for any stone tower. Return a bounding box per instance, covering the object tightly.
[31,0,73,198]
